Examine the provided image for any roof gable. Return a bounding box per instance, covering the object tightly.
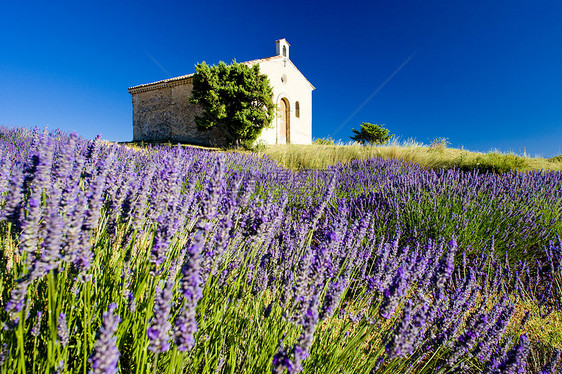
[129,55,314,94]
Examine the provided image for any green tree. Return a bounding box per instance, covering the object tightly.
[190,60,275,147]
[350,122,393,145]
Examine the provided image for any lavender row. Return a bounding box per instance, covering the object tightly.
[0,126,560,373]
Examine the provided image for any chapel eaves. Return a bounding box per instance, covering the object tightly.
[128,53,314,95]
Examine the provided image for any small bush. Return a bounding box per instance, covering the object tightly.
[313,137,335,145]
[246,139,267,152]
[549,155,562,163]
[429,137,451,151]
[350,123,393,145]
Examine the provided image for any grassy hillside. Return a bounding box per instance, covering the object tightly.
[259,142,562,172]
[125,139,562,173]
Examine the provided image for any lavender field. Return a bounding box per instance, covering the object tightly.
[1,127,562,373]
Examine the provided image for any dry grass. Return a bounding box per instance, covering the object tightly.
[260,143,562,172]
[510,298,562,371]
[118,139,562,173]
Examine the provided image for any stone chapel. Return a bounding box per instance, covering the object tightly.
[128,39,314,146]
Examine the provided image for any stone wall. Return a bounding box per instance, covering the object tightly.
[131,80,226,146]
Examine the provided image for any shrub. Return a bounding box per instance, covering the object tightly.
[549,155,562,163]
[429,137,451,151]
[313,137,335,145]
[190,60,275,147]
[350,123,393,145]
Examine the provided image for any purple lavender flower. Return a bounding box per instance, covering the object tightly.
[0,165,23,225]
[379,266,410,319]
[370,234,407,294]
[370,356,385,373]
[434,239,457,293]
[31,204,65,278]
[252,252,272,296]
[174,231,205,351]
[0,149,12,197]
[128,162,155,232]
[298,296,319,352]
[0,343,8,365]
[147,277,174,353]
[126,292,136,314]
[89,303,121,374]
[31,311,43,337]
[272,346,295,374]
[73,230,95,272]
[446,312,491,368]
[4,279,30,316]
[287,249,315,322]
[309,173,337,228]
[294,295,320,372]
[82,147,116,235]
[476,301,515,362]
[55,360,65,374]
[58,313,69,347]
[319,278,348,320]
[428,269,480,349]
[173,305,198,352]
[197,157,226,225]
[272,295,319,374]
[492,334,530,374]
[385,299,414,359]
[60,192,88,263]
[150,214,173,273]
[390,296,434,361]
[19,134,55,256]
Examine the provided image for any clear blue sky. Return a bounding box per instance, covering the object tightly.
[1,0,561,157]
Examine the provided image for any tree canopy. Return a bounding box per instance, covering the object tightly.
[190,60,275,147]
[350,122,393,145]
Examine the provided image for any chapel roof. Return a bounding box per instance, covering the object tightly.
[128,54,314,94]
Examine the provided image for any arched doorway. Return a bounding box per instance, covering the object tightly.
[278,98,290,144]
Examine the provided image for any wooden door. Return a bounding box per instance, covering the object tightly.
[278,98,290,144]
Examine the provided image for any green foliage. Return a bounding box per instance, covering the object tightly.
[350,123,393,145]
[313,137,335,145]
[549,155,562,163]
[247,139,267,152]
[190,60,275,147]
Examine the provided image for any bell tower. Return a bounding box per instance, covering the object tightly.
[275,38,290,59]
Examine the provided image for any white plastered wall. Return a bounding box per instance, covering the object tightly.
[256,58,313,145]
